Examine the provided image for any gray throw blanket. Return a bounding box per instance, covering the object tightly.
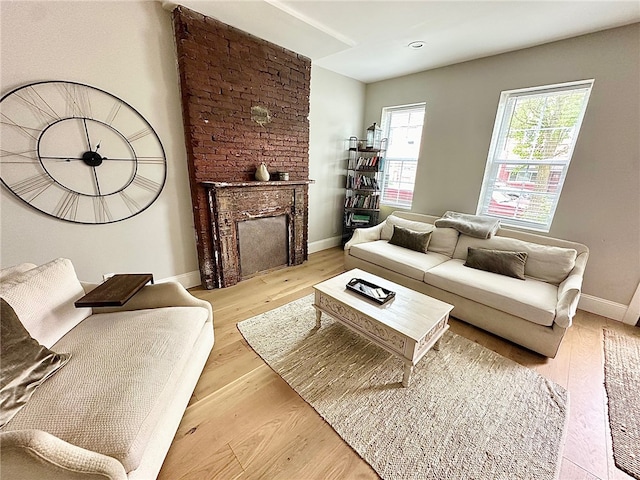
[434,211,501,239]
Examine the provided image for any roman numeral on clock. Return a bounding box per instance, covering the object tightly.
[0,149,38,164]
[93,196,113,223]
[9,173,54,201]
[59,83,92,118]
[54,190,80,221]
[126,128,152,143]
[15,86,61,126]
[119,190,140,215]
[1,113,42,141]
[132,175,161,193]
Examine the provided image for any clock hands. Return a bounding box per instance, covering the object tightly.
[82,118,92,152]
[90,141,102,194]
[42,155,138,162]
[91,166,102,196]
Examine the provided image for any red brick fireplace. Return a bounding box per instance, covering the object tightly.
[172,6,312,288]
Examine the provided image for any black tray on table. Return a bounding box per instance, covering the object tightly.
[346,278,396,305]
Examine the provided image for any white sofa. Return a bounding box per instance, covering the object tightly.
[344,212,589,358]
[0,258,214,479]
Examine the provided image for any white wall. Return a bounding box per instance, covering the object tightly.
[0,1,364,284]
[3,2,636,309]
[365,24,640,307]
[0,1,199,283]
[308,66,365,251]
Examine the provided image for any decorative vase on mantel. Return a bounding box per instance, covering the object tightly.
[255,162,270,181]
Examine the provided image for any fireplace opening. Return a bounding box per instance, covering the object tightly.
[238,215,289,278]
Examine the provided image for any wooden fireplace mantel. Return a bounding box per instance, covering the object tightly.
[202,180,314,189]
[200,180,314,288]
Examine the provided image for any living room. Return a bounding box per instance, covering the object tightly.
[1,1,639,479]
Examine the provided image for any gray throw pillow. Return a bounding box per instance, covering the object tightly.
[464,247,528,280]
[0,298,70,428]
[388,225,432,253]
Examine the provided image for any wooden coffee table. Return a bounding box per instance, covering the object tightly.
[313,268,453,387]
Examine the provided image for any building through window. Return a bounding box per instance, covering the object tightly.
[379,103,426,208]
[477,80,593,231]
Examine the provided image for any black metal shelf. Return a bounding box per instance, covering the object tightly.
[343,136,386,245]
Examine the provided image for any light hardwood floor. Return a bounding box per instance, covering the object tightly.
[158,247,636,480]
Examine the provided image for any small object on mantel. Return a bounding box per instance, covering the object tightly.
[255,162,270,181]
[278,172,289,181]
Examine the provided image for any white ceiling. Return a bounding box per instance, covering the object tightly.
[166,1,640,83]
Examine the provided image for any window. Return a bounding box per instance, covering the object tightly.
[477,80,593,231]
[380,103,426,208]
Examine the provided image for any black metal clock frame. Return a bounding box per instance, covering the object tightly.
[0,80,167,224]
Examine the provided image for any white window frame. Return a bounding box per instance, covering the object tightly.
[379,103,426,209]
[477,80,593,232]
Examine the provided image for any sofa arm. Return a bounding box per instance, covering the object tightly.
[0,430,127,480]
[344,222,385,250]
[91,282,213,324]
[555,251,588,328]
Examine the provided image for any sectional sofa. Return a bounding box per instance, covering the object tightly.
[344,211,589,357]
[0,258,214,479]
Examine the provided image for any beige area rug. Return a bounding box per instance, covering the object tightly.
[603,328,640,480]
[237,294,569,480]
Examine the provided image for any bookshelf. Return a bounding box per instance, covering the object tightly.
[342,136,387,245]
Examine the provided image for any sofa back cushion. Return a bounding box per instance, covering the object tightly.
[381,214,434,240]
[381,214,459,258]
[453,235,577,285]
[0,258,91,348]
[0,263,37,282]
[428,227,460,258]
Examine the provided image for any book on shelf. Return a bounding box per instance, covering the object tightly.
[356,156,379,169]
[353,175,378,190]
[345,211,374,227]
[344,193,380,209]
[352,214,371,223]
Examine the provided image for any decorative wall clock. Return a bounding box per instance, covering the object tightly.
[0,81,166,224]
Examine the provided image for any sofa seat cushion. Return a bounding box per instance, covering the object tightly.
[424,259,558,327]
[2,306,210,473]
[350,240,450,281]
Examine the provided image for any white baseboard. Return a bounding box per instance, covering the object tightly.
[578,294,628,322]
[158,270,202,289]
[622,282,640,325]
[308,236,342,254]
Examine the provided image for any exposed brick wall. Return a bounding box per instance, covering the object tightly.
[172,6,311,288]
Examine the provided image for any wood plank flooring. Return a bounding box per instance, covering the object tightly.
[158,247,636,480]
